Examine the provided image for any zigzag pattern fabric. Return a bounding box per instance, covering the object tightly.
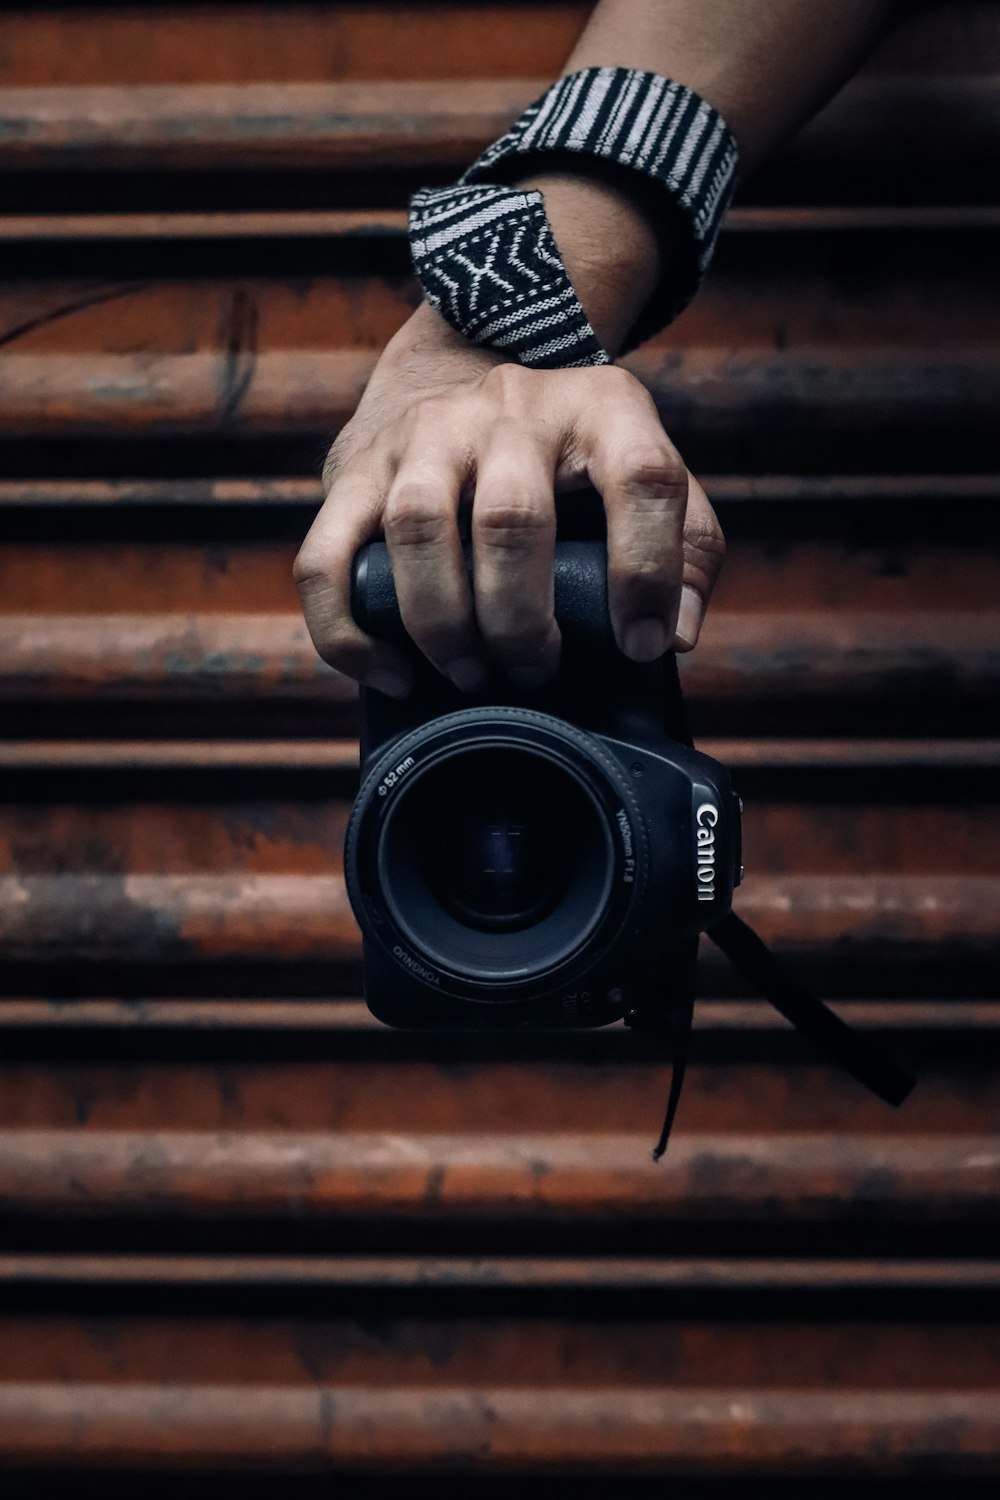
[409,183,611,368]
[409,68,739,368]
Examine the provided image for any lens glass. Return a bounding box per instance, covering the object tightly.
[429,755,577,932]
[378,745,614,982]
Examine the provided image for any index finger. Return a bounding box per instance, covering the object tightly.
[294,466,414,698]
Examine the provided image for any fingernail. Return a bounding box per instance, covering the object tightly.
[623,617,668,662]
[674,586,705,651]
[445,656,489,693]
[365,667,412,699]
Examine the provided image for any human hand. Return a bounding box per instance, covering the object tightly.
[294,303,725,698]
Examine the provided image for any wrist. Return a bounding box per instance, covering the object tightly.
[381,299,508,379]
[509,165,673,356]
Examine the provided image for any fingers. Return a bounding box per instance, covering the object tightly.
[583,372,688,661]
[674,474,726,652]
[472,424,560,687]
[294,468,414,699]
[383,423,486,692]
[296,364,724,702]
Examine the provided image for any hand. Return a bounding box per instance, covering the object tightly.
[294,303,725,697]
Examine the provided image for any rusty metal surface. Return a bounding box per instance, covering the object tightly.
[1,738,998,771]
[2,612,997,705]
[6,1252,1000,1290]
[0,872,995,971]
[0,1041,993,1136]
[0,1384,998,1475]
[1,226,998,450]
[7,204,1000,242]
[1,0,998,1487]
[4,473,999,505]
[1,76,998,202]
[0,1130,998,1221]
[3,998,1000,1033]
[1,1,997,91]
[0,4,591,88]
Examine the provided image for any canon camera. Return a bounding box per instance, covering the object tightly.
[343,536,743,1032]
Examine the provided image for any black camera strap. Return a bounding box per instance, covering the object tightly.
[648,658,917,1161]
[707,912,915,1108]
[650,921,916,1162]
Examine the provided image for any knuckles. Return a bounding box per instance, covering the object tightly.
[614,449,687,505]
[478,362,538,404]
[474,496,554,547]
[314,632,361,672]
[292,543,328,590]
[383,482,453,546]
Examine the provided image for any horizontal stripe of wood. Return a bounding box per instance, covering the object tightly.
[4,1252,1000,1291]
[2,474,998,509]
[0,1131,996,1220]
[1,77,997,199]
[1,738,997,773]
[2,999,998,1034]
[1,1383,999,1474]
[2,612,994,701]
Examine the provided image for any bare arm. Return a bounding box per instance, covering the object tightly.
[296,0,909,695]
[518,0,905,351]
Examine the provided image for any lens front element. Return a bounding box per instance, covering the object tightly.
[346,709,640,998]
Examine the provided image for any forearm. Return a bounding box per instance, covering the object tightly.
[511,0,907,353]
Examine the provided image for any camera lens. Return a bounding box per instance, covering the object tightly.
[418,752,582,933]
[375,741,617,985]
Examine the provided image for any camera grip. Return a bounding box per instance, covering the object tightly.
[352,540,616,654]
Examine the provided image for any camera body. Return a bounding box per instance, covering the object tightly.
[345,539,742,1031]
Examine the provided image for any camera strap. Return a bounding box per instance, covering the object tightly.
[647,659,916,1161]
[649,920,916,1164]
[707,912,915,1108]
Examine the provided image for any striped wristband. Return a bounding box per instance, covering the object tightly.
[408,68,739,369]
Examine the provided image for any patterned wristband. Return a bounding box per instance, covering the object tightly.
[408,181,611,369]
[409,68,739,368]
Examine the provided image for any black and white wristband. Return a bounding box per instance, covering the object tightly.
[408,68,739,369]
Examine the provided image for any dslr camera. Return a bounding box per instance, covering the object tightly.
[345,536,742,1031]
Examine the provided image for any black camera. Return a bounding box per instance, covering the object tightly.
[344,537,743,1032]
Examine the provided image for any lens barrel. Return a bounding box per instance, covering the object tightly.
[345,708,643,1002]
